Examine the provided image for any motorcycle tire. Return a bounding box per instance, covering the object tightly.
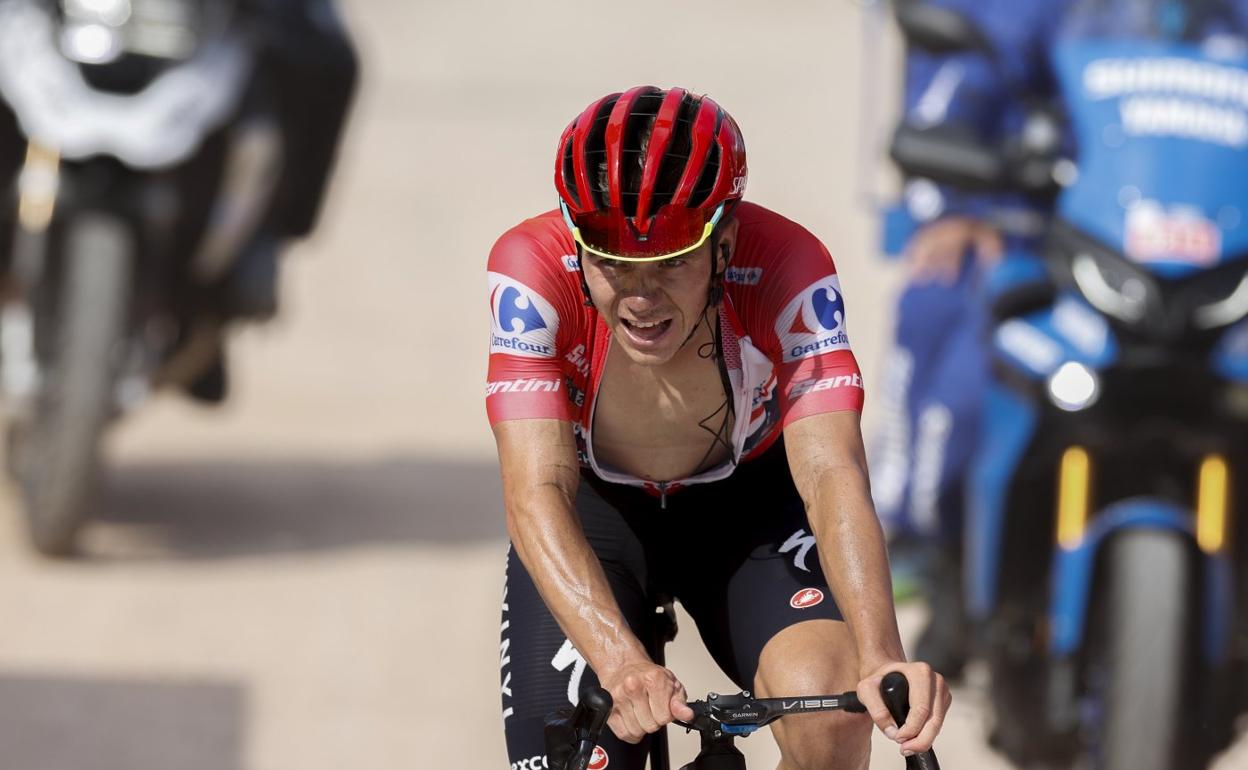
[1094,528,1193,770]
[10,212,130,556]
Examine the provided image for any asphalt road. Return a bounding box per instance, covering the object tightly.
[1,1,1246,768]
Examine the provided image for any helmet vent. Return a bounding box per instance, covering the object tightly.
[561,138,580,208]
[585,98,616,210]
[648,95,698,214]
[689,141,721,209]
[616,92,666,217]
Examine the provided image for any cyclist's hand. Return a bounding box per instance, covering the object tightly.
[598,661,694,744]
[906,216,1003,286]
[856,660,951,756]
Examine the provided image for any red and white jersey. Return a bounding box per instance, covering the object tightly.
[486,201,864,494]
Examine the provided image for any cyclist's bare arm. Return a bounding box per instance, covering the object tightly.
[783,410,950,753]
[493,418,692,742]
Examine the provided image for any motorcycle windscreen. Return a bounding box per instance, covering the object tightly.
[1052,0,1248,278]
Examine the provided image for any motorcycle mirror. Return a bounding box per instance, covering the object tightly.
[893,0,991,55]
[890,124,1006,190]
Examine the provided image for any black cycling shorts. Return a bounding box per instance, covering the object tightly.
[499,440,843,770]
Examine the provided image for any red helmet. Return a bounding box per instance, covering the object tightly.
[555,86,747,261]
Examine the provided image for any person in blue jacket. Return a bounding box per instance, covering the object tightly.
[872,0,1248,677]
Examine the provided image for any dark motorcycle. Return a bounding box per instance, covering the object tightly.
[0,0,354,554]
[890,1,1248,768]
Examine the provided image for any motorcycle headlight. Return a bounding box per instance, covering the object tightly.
[1070,249,1163,326]
[61,22,123,64]
[1187,266,1248,330]
[1062,223,1248,337]
[1047,361,1101,411]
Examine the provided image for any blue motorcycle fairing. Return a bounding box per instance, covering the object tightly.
[881,202,919,259]
[1053,40,1248,279]
[966,382,1038,619]
[1048,498,1232,667]
[1206,551,1233,665]
[1212,318,1248,381]
[993,290,1120,379]
[984,249,1052,307]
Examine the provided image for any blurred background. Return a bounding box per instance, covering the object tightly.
[0,0,1244,768]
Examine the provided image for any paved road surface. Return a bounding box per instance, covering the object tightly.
[1,1,1245,768]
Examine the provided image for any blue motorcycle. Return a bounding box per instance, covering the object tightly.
[891,2,1248,768]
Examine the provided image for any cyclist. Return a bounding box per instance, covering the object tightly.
[488,86,950,770]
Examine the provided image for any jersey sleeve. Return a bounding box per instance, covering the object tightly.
[746,221,866,426]
[485,222,579,426]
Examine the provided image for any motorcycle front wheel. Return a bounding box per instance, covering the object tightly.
[8,211,131,556]
[1092,528,1195,770]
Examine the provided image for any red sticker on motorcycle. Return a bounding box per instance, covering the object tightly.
[1125,202,1220,266]
[588,745,609,769]
[790,588,824,609]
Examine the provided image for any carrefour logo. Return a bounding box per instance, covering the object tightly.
[775,275,851,363]
[488,273,558,358]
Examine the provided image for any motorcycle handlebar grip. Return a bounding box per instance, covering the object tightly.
[881,672,942,770]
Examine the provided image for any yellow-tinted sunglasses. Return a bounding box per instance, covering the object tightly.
[560,200,726,263]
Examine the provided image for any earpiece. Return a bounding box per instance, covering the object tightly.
[707,242,730,306]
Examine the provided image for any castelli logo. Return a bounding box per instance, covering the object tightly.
[790,588,824,609]
[588,745,609,769]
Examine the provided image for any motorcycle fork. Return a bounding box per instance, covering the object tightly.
[1,139,60,418]
[1049,446,1236,738]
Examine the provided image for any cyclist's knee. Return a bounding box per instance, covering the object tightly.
[754,621,870,769]
[773,711,871,770]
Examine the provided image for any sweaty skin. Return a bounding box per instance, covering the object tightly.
[783,412,951,758]
[587,231,738,481]
[494,416,687,742]
[495,231,736,744]
[493,219,951,762]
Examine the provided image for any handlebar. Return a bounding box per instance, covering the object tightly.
[549,671,940,770]
[881,672,942,770]
[675,688,866,736]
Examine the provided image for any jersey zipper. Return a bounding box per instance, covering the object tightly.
[658,481,668,510]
